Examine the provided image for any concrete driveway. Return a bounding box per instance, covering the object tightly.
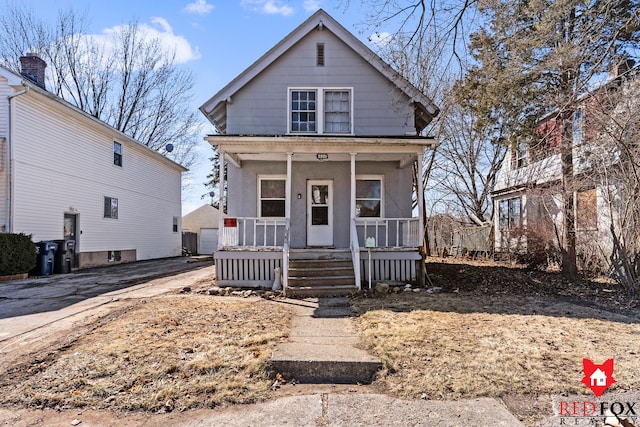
[0,257,211,319]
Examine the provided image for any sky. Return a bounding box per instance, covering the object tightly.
[13,0,382,215]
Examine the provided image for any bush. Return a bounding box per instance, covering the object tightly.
[0,233,36,276]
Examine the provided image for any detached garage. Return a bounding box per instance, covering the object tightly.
[182,205,220,255]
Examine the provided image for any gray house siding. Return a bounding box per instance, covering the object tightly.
[225,29,415,136]
[227,160,413,249]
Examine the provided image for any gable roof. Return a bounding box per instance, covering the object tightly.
[0,65,187,173]
[199,9,439,134]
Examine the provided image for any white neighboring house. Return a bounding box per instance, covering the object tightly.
[182,204,220,255]
[0,54,187,269]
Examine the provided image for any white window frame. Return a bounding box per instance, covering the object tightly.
[498,197,521,230]
[355,175,384,218]
[113,141,122,167]
[257,174,287,218]
[288,87,354,135]
[104,196,118,219]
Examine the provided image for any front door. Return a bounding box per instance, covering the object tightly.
[307,180,333,247]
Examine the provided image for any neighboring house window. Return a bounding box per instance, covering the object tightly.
[104,196,118,219]
[259,176,286,217]
[512,143,527,169]
[289,88,352,134]
[173,217,179,232]
[316,43,325,66]
[576,188,597,230]
[290,90,317,133]
[356,176,383,217]
[573,108,583,146]
[498,197,521,230]
[114,141,122,167]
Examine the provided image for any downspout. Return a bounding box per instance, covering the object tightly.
[5,85,29,233]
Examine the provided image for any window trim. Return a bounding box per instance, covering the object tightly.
[172,216,179,233]
[355,175,384,218]
[104,196,119,219]
[288,87,354,135]
[257,174,287,218]
[113,141,123,167]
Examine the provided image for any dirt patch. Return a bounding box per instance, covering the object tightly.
[351,258,640,425]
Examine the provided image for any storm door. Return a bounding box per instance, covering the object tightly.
[306,180,333,246]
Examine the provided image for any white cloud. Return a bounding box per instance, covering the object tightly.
[98,18,200,64]
[368,32,394,49]
[183,0,215,15]
[241,0,295,16]
[303,0,321,12]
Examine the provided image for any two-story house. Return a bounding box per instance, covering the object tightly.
[492,61,638,270]
[1,54,186,270]
[199,9,439,295]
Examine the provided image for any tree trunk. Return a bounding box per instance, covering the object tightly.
[560,110,578,277]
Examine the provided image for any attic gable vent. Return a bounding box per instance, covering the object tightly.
[316,43,325,67]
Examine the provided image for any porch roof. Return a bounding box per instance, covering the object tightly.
[204,134,437,167]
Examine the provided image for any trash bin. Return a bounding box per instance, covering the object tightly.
[53,239,75,274]
[35,241,58,276]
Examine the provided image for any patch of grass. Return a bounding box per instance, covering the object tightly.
[0,296,291,411]
[353,292,640,401]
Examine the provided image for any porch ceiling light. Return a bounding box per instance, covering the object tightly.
[316,153,328,161]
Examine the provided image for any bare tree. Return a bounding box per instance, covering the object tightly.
[586,70,640,296]
[0,2,200,167]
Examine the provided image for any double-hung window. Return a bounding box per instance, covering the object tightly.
[356,176,383,217]
[289,88,352,134]
[498,197,521,230]
[114,141,122,167]
[259,175,286,217]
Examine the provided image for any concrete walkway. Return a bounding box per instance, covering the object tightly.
[270,297,382,383]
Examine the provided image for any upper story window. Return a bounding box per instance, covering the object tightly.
[291,90,317,133]
[573,108,583,146]
[289,88,352,135]
[113,141,122,167]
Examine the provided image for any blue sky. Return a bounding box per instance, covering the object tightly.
[16,0,379,215]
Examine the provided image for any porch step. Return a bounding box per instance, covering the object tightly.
[286,258,357,297]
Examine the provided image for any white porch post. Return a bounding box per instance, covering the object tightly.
[217,150,226,250]
[286,153,292,219]
[350,153,356,219]
[417,149,425,247]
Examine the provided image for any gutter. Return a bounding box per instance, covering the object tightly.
[5,85,29,233]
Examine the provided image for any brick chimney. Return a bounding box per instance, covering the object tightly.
[19,53,47,89]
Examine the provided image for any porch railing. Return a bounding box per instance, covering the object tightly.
[282,218,290,296]
[355,217,420,248]
[220,217,287,248]
[350,218,362,291]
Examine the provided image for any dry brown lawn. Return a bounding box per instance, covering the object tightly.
[0,295,292,412]
[1,258,639,426]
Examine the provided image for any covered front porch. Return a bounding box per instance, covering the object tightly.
[208,135,436,295]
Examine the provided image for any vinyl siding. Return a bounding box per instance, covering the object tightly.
[0,76,9,231]
[8,88,183,260]
[227,160,413,249]
[226,29,415,136]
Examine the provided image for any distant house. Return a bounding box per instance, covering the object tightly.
[0,54,186,269]
[182,204,220,255]
[491,61,638,268]
[199,10,439,295]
